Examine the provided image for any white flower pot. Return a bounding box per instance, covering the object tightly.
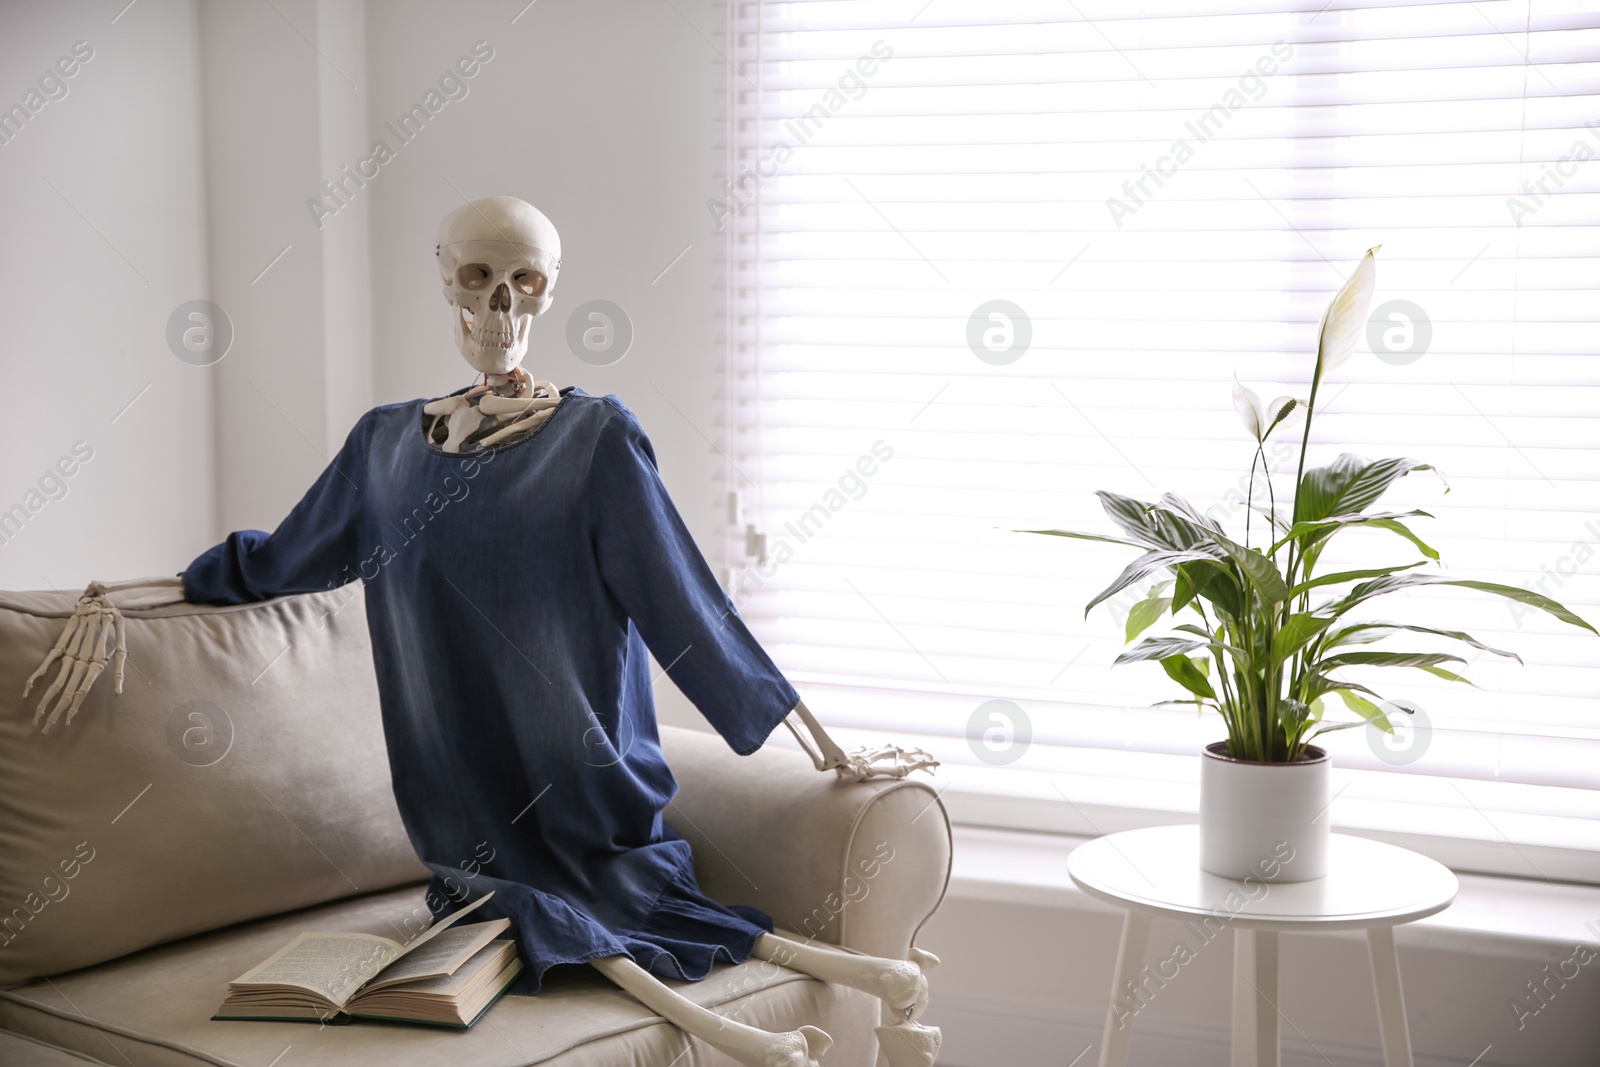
[1199,741,1330,882]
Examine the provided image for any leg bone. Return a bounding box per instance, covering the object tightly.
[753,933,939,1022]
[875,1021,942,1067]
[590,955,832,1067]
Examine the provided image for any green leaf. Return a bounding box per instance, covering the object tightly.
[1279,697,1315,740]
[1086,549,1227,617]
[1324,622,1522,663]
[1287,561,1429,598]
[1160,653,1216,700]
[1319,651,1466,671]
[1335,687,1393,734]
[1125,591,1175,642]
[1272,613,1336,662]
[1016,528,1143,549]
[1176,559,1244,620]
[1172,564,1199,613]
[1096,491,1163,547]
[1155,494,1226,537]
[1364,517,1440,561]
[1212,536,1291,606]
[1116,635,1208,664]
[1331,574,1598,636]
[1171,622,1243,652]
[1309,719,1372,739]
[1302,673,1384,704]
[1272,510,1435,556]
[1294,454,1435,524]
[1416,665,1477,687]
[1097,491,1219,553]
[1324,626,1391,647]
[1249,502,1293,534]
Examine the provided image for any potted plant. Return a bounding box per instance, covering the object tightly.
[1028,247,1596,881]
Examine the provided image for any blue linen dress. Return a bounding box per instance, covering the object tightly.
[181,388,800,994]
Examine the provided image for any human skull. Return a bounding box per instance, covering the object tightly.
[436,196,562,375]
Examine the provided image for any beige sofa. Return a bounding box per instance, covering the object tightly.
[0,584,951,1066]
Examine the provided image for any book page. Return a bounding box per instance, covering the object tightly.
[355,918,510,995]
[230,932,400,1007]
[364,939,515,999]
[389,889,496,961]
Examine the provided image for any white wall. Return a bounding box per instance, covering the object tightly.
[0,1,215,590]
[200,0,374,535]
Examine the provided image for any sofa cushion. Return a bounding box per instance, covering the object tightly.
[0,583,430,989]
[0,1029,110,1066]
[0,882,880,1067]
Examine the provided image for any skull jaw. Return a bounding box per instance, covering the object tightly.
[455,309,533,376]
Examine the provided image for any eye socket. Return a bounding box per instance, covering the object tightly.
[512,270,547,297]
[456,263,492,290]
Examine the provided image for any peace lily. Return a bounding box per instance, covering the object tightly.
[1231,376,1302,443]
[1023,247,1596,763]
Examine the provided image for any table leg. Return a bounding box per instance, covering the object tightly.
[1098,910,1151,1067]
[1231,929,1279,1067]
[1367,925,1413,1067]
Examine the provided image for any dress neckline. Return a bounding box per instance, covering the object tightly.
[416,384,582,458]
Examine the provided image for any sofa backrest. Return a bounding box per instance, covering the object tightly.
[0,581,429,989]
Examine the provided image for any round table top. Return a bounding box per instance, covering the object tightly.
[1067,825,1458,931]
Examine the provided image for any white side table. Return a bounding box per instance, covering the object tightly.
[1067,825,1457,1067]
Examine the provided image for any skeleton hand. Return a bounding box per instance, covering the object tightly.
[785,700,940,781]
[23,582,127,733]
[835,745,941,782]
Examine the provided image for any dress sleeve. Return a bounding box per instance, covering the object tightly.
[181,412,372,605]
[588,403,800,755]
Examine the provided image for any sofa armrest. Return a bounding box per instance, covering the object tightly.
[659,725,951,961]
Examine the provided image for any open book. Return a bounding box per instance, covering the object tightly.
[213,892,522,1028]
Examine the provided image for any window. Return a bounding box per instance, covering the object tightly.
[719,0,1600,879]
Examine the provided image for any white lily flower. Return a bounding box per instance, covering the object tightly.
[1232,374,1305,442]
[1312,245,1380,392]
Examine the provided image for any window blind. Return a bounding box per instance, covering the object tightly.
[718,0,1600,875]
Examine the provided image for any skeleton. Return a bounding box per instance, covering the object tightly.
[25,197,944,1067]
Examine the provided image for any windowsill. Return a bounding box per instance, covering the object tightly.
[776,721,1600,885]
[935,774,1600,884]
[757,717,1600,949]
[946,825,1600,958]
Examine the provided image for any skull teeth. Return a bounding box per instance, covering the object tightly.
[471,327,514,348]
[469,311,519,350]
